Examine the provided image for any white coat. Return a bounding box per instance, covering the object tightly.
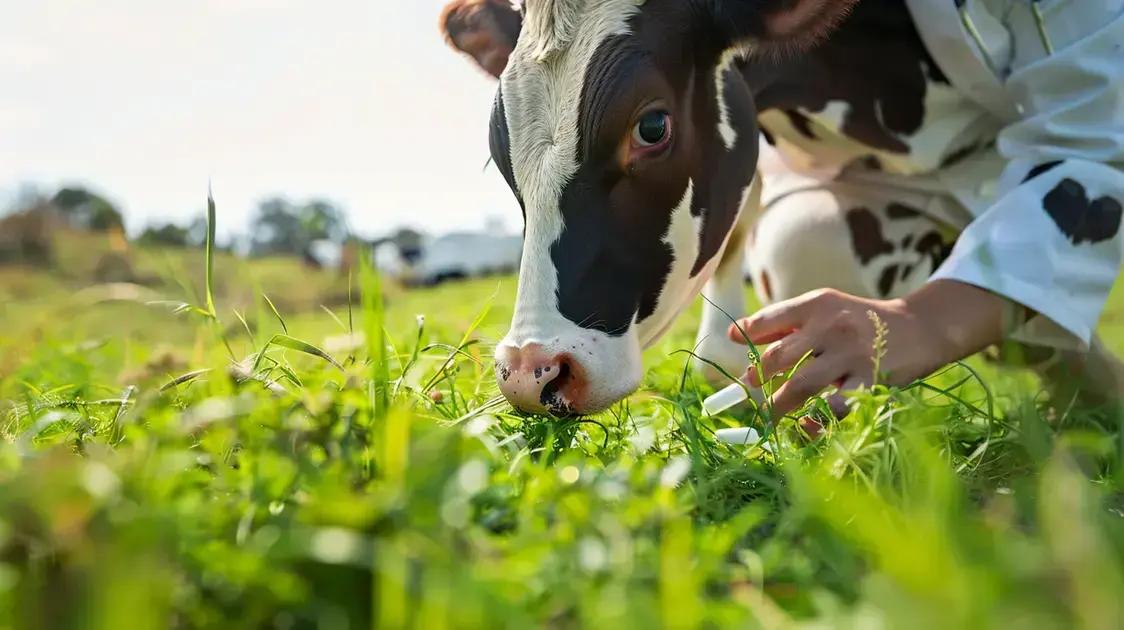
[901,0,1124,349]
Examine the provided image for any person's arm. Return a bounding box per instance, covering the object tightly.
[928,7,1124,351]
[729,6,1124,416]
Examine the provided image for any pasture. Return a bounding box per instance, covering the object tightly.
[2,219,1124,629]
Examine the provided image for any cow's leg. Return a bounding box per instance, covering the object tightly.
[746,181,956,304]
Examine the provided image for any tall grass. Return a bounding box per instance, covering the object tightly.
[0,196,1122,628]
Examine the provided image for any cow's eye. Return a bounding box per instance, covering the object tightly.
[631,110,671,149]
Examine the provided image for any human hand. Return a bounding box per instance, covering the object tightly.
[728,282,1009,417]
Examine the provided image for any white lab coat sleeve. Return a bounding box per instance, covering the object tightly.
[930,9,1124,350]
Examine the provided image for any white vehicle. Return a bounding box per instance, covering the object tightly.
[415,232,522,285]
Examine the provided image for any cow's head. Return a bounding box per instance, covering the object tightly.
[490,0,857,414]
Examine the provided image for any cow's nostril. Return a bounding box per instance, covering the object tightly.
[539,359,572,411]
[496,344,589,414]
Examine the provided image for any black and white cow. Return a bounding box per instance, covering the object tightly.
[485,0,868,414]
[477,0,1124,414]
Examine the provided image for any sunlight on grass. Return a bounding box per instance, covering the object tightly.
[1,199,1123,628]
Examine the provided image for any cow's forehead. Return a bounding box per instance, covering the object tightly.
[501,0,645,211]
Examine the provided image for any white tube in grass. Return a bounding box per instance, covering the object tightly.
[715,427,773,452]
[702,383,765,416]
[715,427,760,444]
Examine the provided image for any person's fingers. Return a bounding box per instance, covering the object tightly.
[824,375,868,419]
[728,319,785,345]
[769,352,851,417]
[728,289,843,346]
[747,327,823,387]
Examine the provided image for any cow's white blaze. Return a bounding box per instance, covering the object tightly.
[497,0,649,411]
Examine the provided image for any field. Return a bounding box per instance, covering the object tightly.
[2,223,1124,629]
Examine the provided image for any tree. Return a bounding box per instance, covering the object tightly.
[137,215,208,248]
[138,223,191,247]
[249,197,349,257]
[301,199,349,244]
[250,198,303,256]
[51,187,124,232]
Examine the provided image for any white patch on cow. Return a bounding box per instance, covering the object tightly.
[714,48,744,151]
[522,0,592,62]
[497,0,649,412]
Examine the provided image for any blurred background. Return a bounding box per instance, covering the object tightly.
[0,0,522,286]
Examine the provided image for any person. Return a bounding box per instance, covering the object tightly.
[445,0,1124,415]
[724,1,1124,415]
[439,0,521,79]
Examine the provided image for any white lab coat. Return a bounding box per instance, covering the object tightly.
[906,0,1124,349]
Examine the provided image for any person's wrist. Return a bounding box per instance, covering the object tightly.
[888,294,957,379]
[900,281,1010,369]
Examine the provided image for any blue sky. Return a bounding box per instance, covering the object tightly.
[0,0,516,238]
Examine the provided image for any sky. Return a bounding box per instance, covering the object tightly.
[0,0,517,238]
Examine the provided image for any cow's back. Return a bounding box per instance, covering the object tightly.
[750,0,1001,177]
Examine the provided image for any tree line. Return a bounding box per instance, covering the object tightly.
[1,185,368,263]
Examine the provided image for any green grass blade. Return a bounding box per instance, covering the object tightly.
[161,368,213,392]
[320,305,348,332]
[262,294,289,334]
[204,189,218,319]
[251,334,344,374]
[232,309,256,344]
[360,249,389,416]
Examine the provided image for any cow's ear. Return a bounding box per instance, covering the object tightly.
[707,0,859,54]
[440,0,523,77]
[440,1,523,50]
[484,0,523,51]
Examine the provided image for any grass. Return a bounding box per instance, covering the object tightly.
[1,211,1123,629]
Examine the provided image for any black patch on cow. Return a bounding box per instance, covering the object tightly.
[914,230,953,270]
[845,207,894,264]
[887,202,921,220]
[783,110,817,140]
[878,265,899,297]
[901,235,914,249]
[690,57,760,276]
[750,0,947,154]
[1023,160,1064,183]
[1043,178,1123,246]
[900,264,915,282]
[489,86,523,214]
[760,127,776,146]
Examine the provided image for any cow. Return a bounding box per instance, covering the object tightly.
[447,0,1124,416]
